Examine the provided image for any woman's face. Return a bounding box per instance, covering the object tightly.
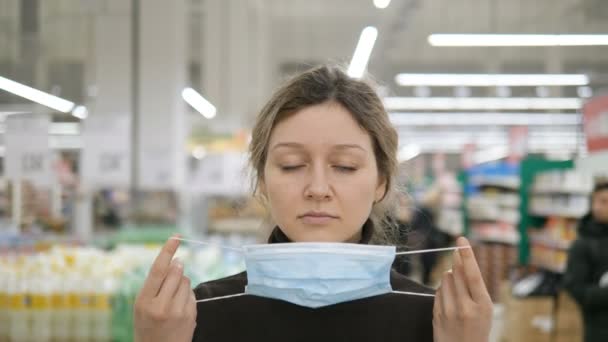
[262,101,386,242]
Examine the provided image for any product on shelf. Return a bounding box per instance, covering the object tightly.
[473,243,518,302]
[528,217,578,273]
[0,237,247,342]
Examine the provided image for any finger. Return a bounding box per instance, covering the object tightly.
[140,235,181,297]
[456,237,491,303]
[451,249,472,304]
[440,272,456,317]
[157,258,184,302]
[173,276,192,311]
[433,281,442,318]
[188,290,197,318]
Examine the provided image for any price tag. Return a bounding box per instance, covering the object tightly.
[82,115,131,188]
[5,115,51,186]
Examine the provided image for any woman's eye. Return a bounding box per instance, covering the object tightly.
[334,165,357,173]
[281,165,304,172]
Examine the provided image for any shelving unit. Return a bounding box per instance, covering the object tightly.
[461,162,521,301]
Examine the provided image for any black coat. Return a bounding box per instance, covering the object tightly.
[192,222,435,342]
[563,214,608,342]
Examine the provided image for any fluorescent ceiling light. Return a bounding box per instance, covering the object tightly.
[182,88,216,119]
[383,97,582,110]
[398,144,421,162]
[348,26,378,79]
[428,34,608,47]
[373,0,391,9]
[72,105,88,119]
[394,73,589,87]
[0,76,75,113]
[389,112,581,126]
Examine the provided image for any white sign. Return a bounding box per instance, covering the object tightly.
[195,152,250,195]
[138,145,176,190]
[5,115,52,186]
[82,115,131,188]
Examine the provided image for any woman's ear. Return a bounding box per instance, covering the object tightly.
[375,178,387,203]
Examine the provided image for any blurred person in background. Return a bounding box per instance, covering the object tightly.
[564,182,608,342]
[412,185,453,286]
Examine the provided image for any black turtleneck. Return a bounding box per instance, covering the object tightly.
[192,221,435,342]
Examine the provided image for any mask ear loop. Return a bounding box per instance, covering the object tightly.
[170,237,248,303]
[395,245,471,256]
[196,293,248,303]
[170,237,245,252]
[391,246,472,298]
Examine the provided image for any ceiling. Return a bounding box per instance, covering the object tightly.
[1,0,607,156]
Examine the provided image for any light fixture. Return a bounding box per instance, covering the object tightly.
[428,34,608,47]
[0,76,75,113]
[192,146,207,160]
[182,88,216,119]
[373,0,391,9]
[397,144,421,162]
[383,97,582,110]
[577,86,593,98]
[394,73,589,87]
[72,105,88,119]
[347,26,378,79]
[388,112,581,126]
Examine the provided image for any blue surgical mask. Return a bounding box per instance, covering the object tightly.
[243,242,396,308]
[174,238,467,308]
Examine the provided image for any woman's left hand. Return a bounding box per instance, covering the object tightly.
[433,237,493,342]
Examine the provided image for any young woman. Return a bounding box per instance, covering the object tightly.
[133,65,493,342]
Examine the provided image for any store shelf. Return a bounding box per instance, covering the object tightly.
[472,235,520,246]
[530,188,591,196]
[529,235,572,251]
[530,260,565,274]
[471,227,520,246]
[471,177,521,191]
[528,208,586,219]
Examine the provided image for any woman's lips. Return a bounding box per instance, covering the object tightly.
[299,214,338,225]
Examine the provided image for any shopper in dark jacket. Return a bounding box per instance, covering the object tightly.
[564,183,608,342]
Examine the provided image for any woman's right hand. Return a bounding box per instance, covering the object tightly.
[134,236,197,342]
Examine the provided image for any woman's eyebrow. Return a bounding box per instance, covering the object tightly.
[332,144,367,153]
[270,142,304,151]
[270,142,367,153]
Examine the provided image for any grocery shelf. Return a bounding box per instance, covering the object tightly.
[529,188,591,196]
[529,235,572,251]
[529,260,565,274]
[528,209,586,219]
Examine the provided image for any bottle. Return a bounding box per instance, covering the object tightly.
[8,269,31,342]
[52,271,71,342]
[30,272,52,342]
[71,269,93,341]
[0,268,9,342]
[91,270,113,342]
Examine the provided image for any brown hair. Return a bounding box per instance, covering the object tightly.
[248,64,400,244]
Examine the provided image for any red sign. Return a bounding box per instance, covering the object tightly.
[583,95,608,152]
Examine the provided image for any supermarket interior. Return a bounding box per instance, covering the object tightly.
[1,0,608,341]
